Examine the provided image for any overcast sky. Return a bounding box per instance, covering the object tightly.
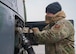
[25,0,76,21]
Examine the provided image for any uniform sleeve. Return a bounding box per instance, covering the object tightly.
[34,21,70,44]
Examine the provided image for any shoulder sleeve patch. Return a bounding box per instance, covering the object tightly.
[54,24,60,29]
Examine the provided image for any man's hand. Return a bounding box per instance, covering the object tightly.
[15,27,23,34]
[32,27,40,33]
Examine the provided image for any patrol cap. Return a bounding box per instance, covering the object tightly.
[46,2,62,14]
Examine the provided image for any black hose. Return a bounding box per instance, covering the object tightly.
[21,33,35,54]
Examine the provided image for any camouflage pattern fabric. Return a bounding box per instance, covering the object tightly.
[34,11,75,54]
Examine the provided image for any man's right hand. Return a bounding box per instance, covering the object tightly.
[15,27,23,34]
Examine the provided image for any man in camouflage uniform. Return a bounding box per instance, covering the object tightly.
[32,2,75,54]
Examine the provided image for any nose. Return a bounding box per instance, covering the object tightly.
[46,13,54,17]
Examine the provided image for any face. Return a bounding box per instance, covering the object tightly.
[45,13,54,24]
[46,13,54,17]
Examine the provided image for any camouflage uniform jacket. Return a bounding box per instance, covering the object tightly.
[34,11,75,54]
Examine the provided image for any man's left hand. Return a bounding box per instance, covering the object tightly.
[32,27,40,33]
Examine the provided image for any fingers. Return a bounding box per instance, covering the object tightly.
[32,27,39,32]
[15,27,23,33]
